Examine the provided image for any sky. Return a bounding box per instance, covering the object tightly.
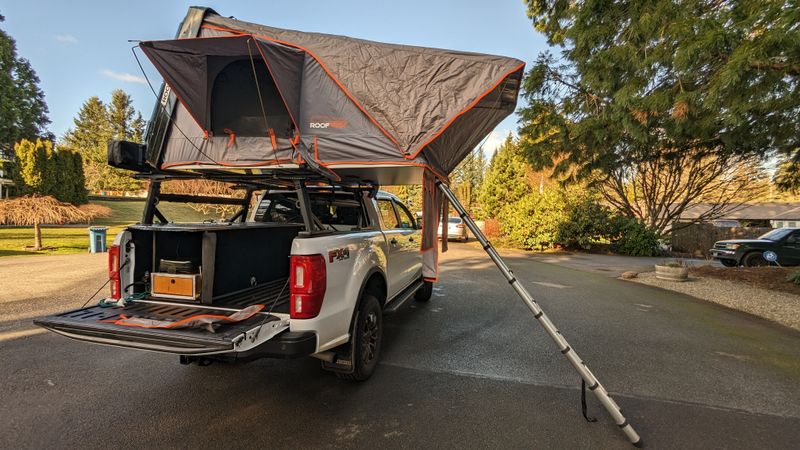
[1,0,549,156]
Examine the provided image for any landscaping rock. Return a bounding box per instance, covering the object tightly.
[621,271,639,279]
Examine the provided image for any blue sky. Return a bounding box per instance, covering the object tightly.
[1,0,549,154]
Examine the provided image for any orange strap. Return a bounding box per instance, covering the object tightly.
[223,128,236,149]
[100,304,265,329]
[269,128,278,150]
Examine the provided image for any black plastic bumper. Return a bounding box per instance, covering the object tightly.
[238,331,317,360]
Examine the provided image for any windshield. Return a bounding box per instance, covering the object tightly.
[758,228,794,241]
[448,217,462,224]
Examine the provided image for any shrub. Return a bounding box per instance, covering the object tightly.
[610,217,661,256]
[787,269,800,285]
[499,188,566,250]
[556,192,614,250]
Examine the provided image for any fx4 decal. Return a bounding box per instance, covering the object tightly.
[328,247,350,263]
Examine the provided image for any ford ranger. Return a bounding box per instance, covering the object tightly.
[35,183,432,381]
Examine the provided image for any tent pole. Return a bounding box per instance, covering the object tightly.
[436,181,642,447]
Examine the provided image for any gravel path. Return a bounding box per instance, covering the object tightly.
[0,253,106,332]
[629,272,800,331]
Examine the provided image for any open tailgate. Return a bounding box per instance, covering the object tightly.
[33,301,288,355]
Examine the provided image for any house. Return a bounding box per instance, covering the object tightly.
[0,146,13,199]
[679,203,800,228]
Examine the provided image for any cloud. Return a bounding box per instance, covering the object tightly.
[55,34,78,44]
[479,129,514,158]
[100,69,147,84]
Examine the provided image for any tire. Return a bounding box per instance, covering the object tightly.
[337,294,382,381]
[743,252,767,267]
[720,259,738,268]
[414,280,433,302]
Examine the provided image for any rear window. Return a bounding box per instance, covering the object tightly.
[254,191,367,230]
[448,217,462,224]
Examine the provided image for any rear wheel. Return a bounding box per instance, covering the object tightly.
[414,280,433,302]
[337,294,382,381]
[720,259,738,268]
[743,252,767,267]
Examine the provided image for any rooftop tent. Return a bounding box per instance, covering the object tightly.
[139,7,524,281]
[139,10,525,184]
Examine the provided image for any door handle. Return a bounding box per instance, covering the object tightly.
[390,238,398,246]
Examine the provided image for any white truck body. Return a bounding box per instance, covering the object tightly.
[36,188,427,379]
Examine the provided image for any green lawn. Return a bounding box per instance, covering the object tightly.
[89,198,216,225]
[0,198,218,257]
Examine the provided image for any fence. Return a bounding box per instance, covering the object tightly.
[671,223,772,257]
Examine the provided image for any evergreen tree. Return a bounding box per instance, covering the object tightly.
[477,134,530,219]
[0,14,50,149]
[452,147,487,209]
[63,92,143,193]
[108,89,144,142]
[519,0,799,185]
[70,151,87,204]
[12,139,87,204]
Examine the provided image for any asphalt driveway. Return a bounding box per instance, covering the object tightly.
[1,244,798,448]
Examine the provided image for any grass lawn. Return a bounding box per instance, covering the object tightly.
[0,198,218,257]
[89,198,216,226]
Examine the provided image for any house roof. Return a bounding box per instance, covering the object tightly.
[680,203,800,221]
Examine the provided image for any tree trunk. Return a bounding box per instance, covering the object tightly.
[33,222,42,250]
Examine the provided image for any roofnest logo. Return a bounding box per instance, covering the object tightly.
[309,117,348,129]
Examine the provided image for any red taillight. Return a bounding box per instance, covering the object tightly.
[289,254,327,319]
[108,245,121,299]
[456,224,465,229]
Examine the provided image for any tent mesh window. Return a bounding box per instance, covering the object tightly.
[210,57,292,138]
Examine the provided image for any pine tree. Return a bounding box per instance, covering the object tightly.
[452,147,487,209]
[63,91,144,193]
[108,89,144,142]
[477,134,530,219]
[0,14,50,149]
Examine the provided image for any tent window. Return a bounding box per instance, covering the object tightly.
[210,58,292,138]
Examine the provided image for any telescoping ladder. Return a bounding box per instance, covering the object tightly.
[437,181,642,447]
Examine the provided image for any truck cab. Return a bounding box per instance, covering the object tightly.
[35,184,432,381]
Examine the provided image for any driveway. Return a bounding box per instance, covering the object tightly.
[521,249,716,276]
[1,245,798,448]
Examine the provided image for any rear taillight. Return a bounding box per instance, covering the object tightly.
[456,224,465,229]
[108,245,121,299]
[289,254,327,319]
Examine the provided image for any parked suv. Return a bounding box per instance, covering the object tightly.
[710,228,800,267]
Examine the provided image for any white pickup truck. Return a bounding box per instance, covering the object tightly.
[35,185,433,381]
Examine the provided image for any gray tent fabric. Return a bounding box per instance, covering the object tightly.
[140,11,523,178]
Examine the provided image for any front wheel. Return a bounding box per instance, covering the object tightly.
[337,294,382,381]
[743,252,767,267]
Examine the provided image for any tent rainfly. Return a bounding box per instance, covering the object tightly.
[139,11,524,183]
[138,7,524,281]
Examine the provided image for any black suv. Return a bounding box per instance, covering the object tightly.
[710,228,800,267]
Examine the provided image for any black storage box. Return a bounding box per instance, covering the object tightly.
[108,140,149,172]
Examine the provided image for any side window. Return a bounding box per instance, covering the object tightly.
[787,231,800,244]
[377,199,399,229]
[394,201,416,229]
